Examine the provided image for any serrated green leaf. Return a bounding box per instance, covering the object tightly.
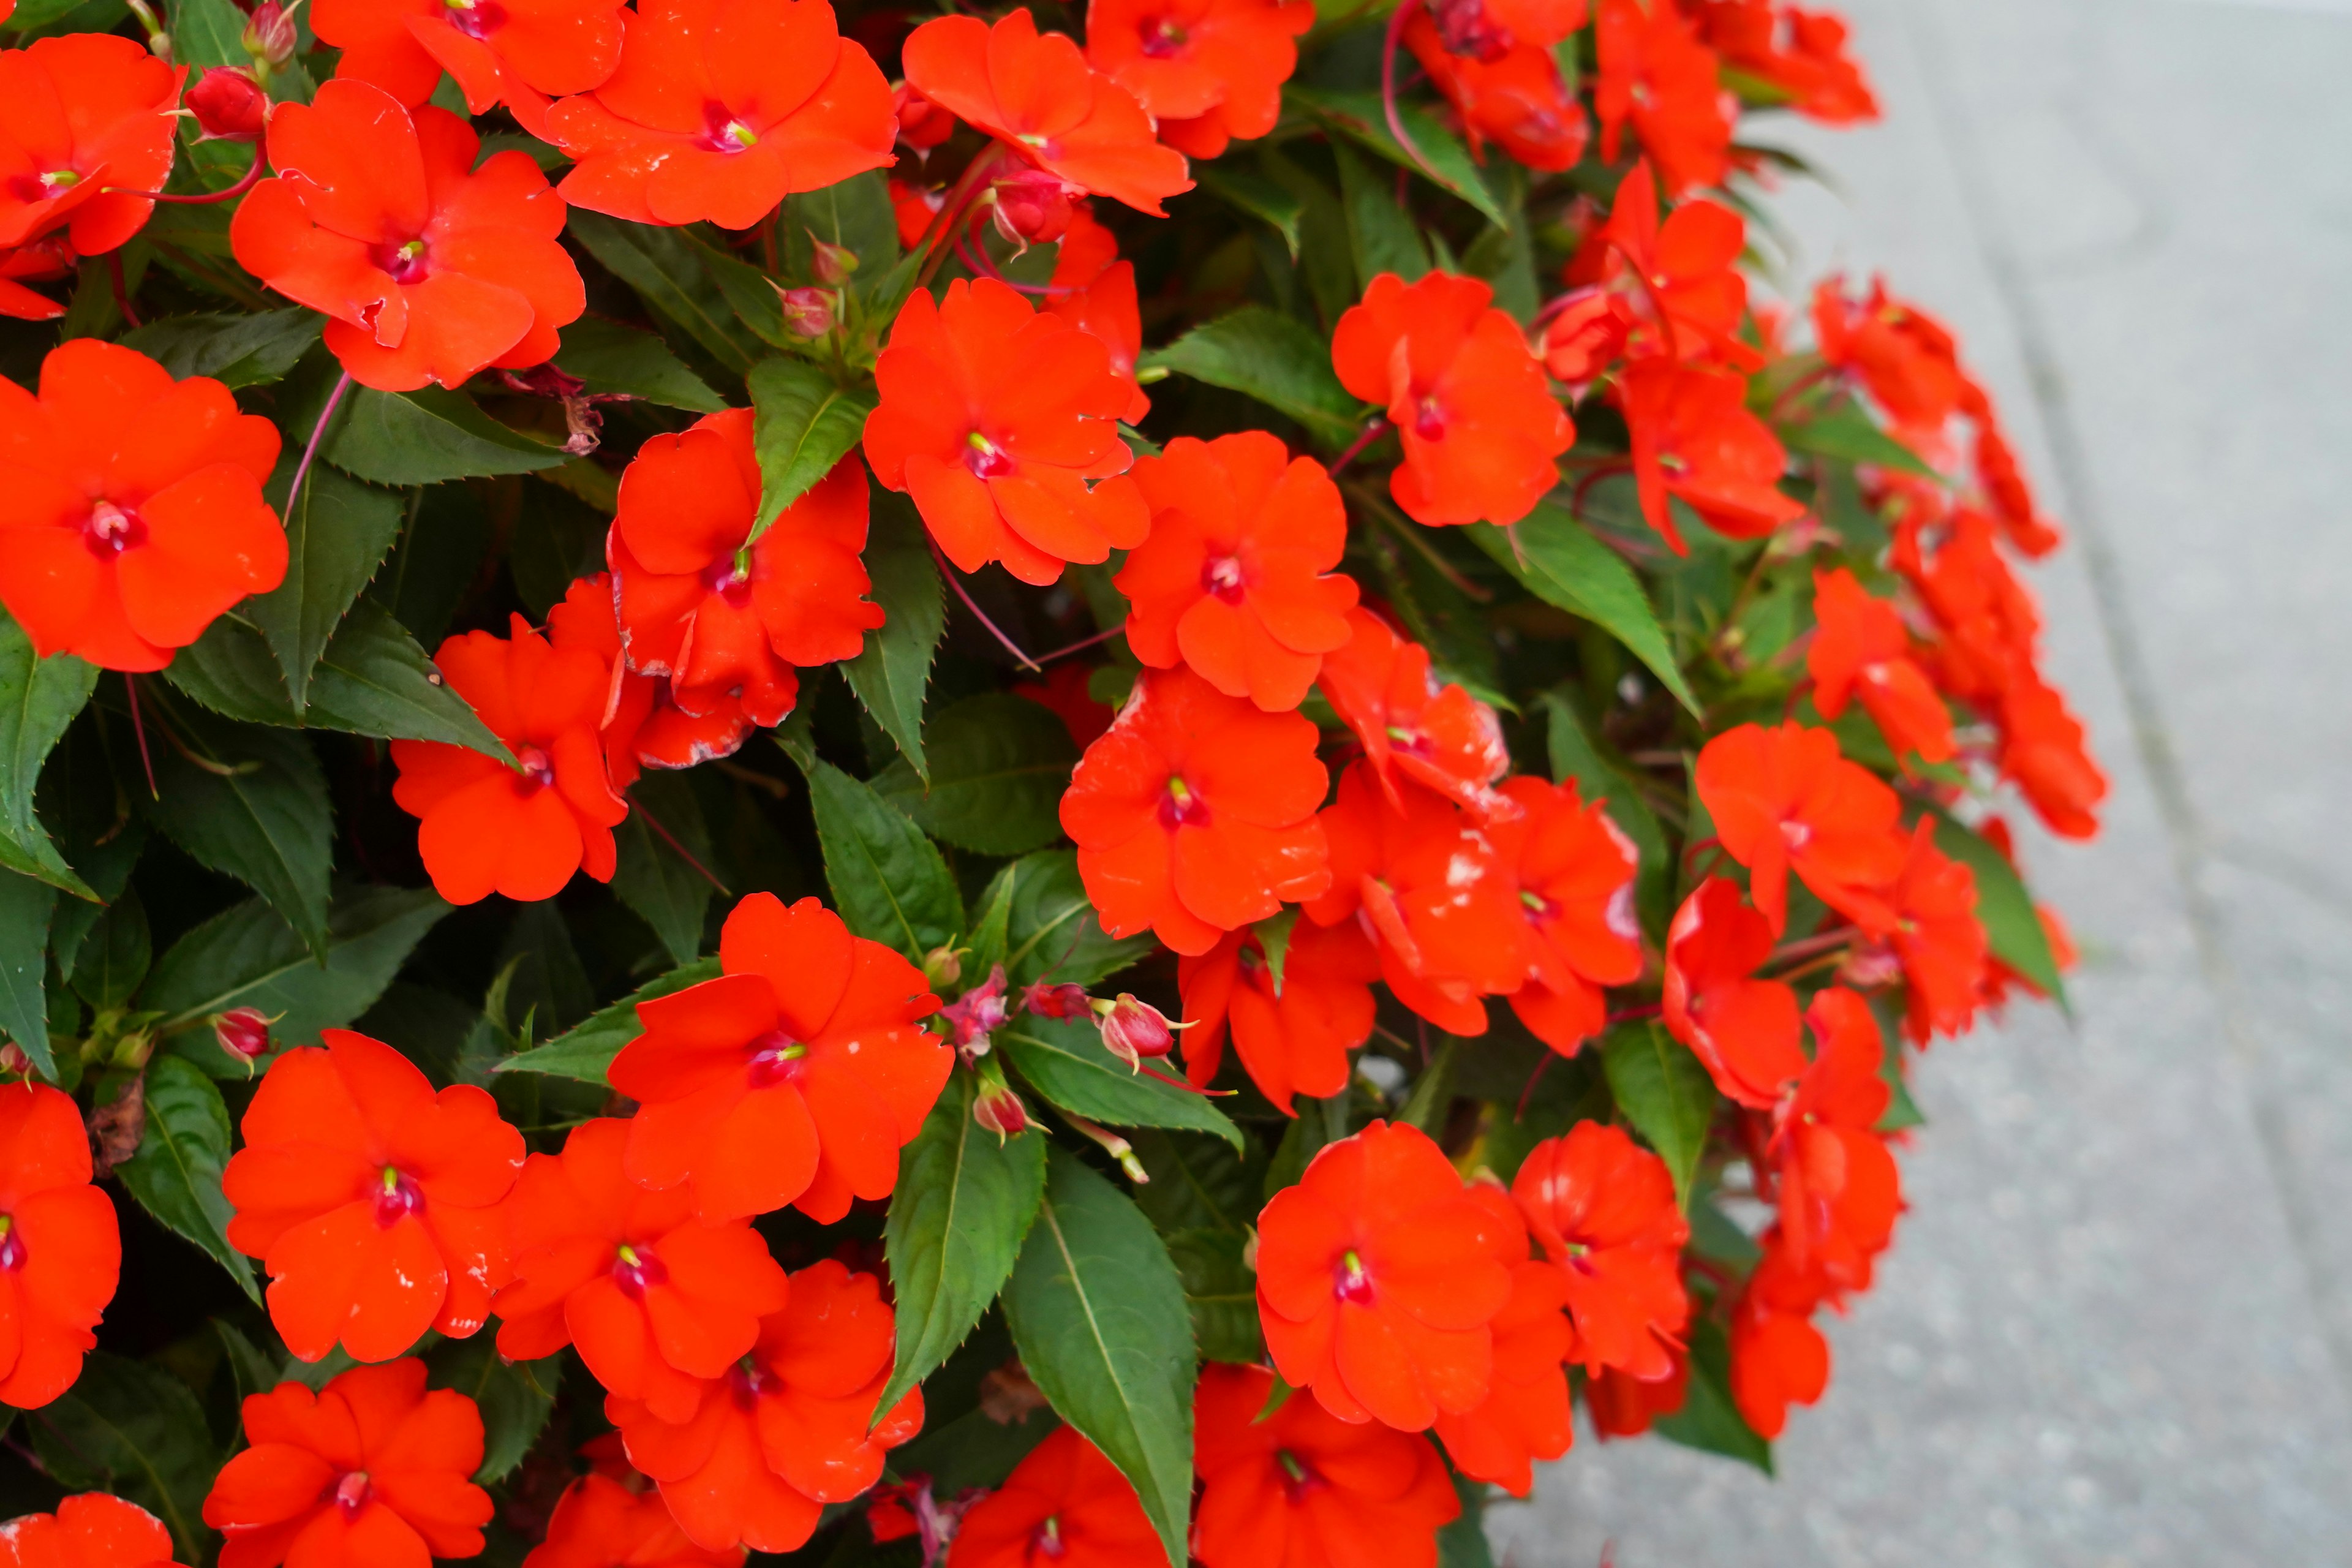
[567,212,761,375]
[877,1073,1049,1419]
[307,600,514,759]
[1140,306,1363,448]
[1286,86,1510,227]
[1332,137,1429,285]
[252,456,406,708]
[688,232,792,347]
[71,884,148,1009]
[119,308,320,388]
[998,849,1152,990]
[786,747,962,961]
[965,861,1020,981]
[429,1336,558,1483]
[159,613,301,725]
[1923,807,2067,1004]
[493,957,721,1083]
[326,385,566,485]
[31,1351,221,1559]
[1130,1128,1264,1236]
[1198,164,1305,257]
[1778,402,1936,478]
[115,1055,260,1302]
[747,357,876,539]
[0,871,56,1079]
[1164,1227,1261,1363]
[785,171,899,282]
[0,605,97,898]
[1469,505,1701,716]
[998,1016,1243,1152]
[141,704,332,955]
[873,693,1076,857]
[842,491,943,779]
[1003,1148,1195,1568]
[1602,1023,1718,1205]
[554,317,727,411]
[612,775,716,966]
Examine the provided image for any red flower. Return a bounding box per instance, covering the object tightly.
[609,413,879,728]
[1872,820,1987,1041]
[1085,0,1314,161]
[0,1495,181,1568]
[1661,878,1803,1108]
[1616,360,1801,551]
[1256,1119,1513,1429]
[522,1473,745,1568]
[1405,23,1586,173]
[1421,0,1587,53]
[314,0,626,127]
[0,235,74,322]
[232,81,584,392]
[1431,1184,1572,1496]
[1773,987,1899,1287]
[1512,1122,1688,1381]
[1485,775,1644,1055]
[0,35,181,258]
[1331,271,1570,527]
[545,573,755,786]
[390,616,628,905]
[1806,566,1953,765]
[548,0,893,230]
[1316,609,1512,820]
[1895,504,2039,706]
[1694,1,1877,124]
[1694,721,1907,937]
[1809,275,1972,442]
[1115,431,1360,711]
[610,893,949,1223]
[203,1359,493,1568]
[1586,1352,1688,1438]
[0,339,285,673]
[1178,916,1379,1113]
[1061,666,1330,957]
[494,1117,790,1422]
[1192,1363,1458,1568]
[1045,206,1148,422]
[944,1427,1158,1568]
[606,1261,924,1553]
[902,9,1192,216]
[1727,1236,1831,1439]
[2000,675,2106,840]
[1593,0,1732,196]
[1550,160,1753,382]
[0,1084,119,1409]
[863,277,1147,586]
[224,1031,526,1363]
[1013,658,1114,748]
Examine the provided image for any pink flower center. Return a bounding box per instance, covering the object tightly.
[704,552,755,608]
[0,1216,24,1273]
[370,238,430,285]
[1030,1516,1068,1559]
[698,104,760,154]
[1333,1248,1374,1305]
[333,1472,371,1518]
[611,1242,669,1300]
[1275,1449,1321,1501]
[963,429,1014,479]
[1200,553,1246,605]
[515,745,554,792]
[1158,775,1211,829]
[81,499,146,559]
[8,168,78,204]
[1412,396,1447,440]
[441,0,506,39]
[725,1358,767,1408]
[1384,723,1431,758]
[373,1166,425,1227]
[1779,818,1812,851]
[745,1029,807,1087]
[1139,17,1188,56]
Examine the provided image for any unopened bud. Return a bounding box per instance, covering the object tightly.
[1063,1112,1147,1183]
[809,234,857,285]
[108,1028,155,1071]
[777,285,833,339]
[922,944,964,992]
[1022,981,1090,1020]
[972,1060,1028,1141]
[1093,993,1180,1072]
[214,1006,273,1061]
[187,65,266,141]
[987,169,1077,251]
[0,1044,28,1077]
[243,0,298,70]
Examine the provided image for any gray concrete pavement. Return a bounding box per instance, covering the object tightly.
[1490,2,2352,1561]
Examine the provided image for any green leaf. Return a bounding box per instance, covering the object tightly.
[1468,504,1701,716]
[612,775,716,966]
[0,871,56,1079]
[873,693,1076,857]
[1333,138,1430,285]
[998,849,1152,990]
[998,1016,1243,1152]
[877,1072,1049,1419]
[141,706,332,954]
[1778,403,1936,478]
[31,1351,221,1559]
[115,1055,260,1302]
[252,456,407,708]
[554,317,728,411]
[70,884,149,1009]
[119,309,321,389]
[1139,306,1363,448]
[1285,86,1510,227]
[1924,807,2067,1003]
[786,748,962,961]
[1602,1023,1718,1205]
[167,0,250,66]
[567,212,762,375]
[1198,164,1305,257]
[1003,1148,1196,1568]
[494,957,720,1084]
[785,171,900,282]
[1129,1128,1263,1236]
[212,1319,281,1403]
[1437,1472,1496,1568]
[1543,690,1668,933]
[747,357,876,540]
[1651,1318,1773,1473]
[842,491,943,780]
[160,614,301,725]
[307,600,514,759]
[687,232,792,347]
[0,606,97,897]
[368,482,489,649]
[1164,1227,1261,1363]
[965,861,1019,980]
[147,886,450,1068]
[326,385,566,485]
[429,1336,559,1483]
[48,818,145,986]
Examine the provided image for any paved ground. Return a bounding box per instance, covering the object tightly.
[1489,2,2352,1562]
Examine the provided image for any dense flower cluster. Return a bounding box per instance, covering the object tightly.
[0,0,2099,1565]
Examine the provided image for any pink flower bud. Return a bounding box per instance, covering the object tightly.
[973,1064,1028,1140]
[0,1044,28,1077]
[778,285,834,339]
[213,1007,273,1061]
[187,66,266,143]
[242,0,298,69]
[941,964,1011,1057]
[809,236,858,285]
[1093,993,1178,1071]
[989,170,1077,250]
[1022,981,1091,1020]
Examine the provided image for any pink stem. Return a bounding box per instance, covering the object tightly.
[1034,622,1125,665]
[956,218,1061,296]
[926,537,1040,671]
[106,251,140,328]
[285,370,352,519]
[123,675,157,801]
[1380,0,1444,184]
[1327,415,1390,476]
[139,141,269,204]
[628,792,729,895]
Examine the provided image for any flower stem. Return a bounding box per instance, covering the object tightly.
[285,369,352,519]
[926,537,1040,671]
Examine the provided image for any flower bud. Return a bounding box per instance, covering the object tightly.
[972,1060,1028,1141]
[214,1006,273,1061]
[187,66,266,143]
[242,0,298,70]
[1063,1112,1148,1183]
[1022,981,1091,1020]
[988,169,1078,251]
[777,285,834,339]
[0,1044,28,1077]
[940,964,1011,1058]
[922,944,964,992]
[1093,993,1179,1072]
[809,234,858,285]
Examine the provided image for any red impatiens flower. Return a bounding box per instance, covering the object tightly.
[1809,274,1972,444]
[1431,1184,1572,1496]
[1661,878,1803,1108]
[606,1262,924,1553]
[1085,0,1313,161]
[1616,360,1803,551]
[1486,775,1644,1055]
[203,1359,493,1568]
[902,9,1192,216]
[1316,609,1512,820]
[1693,0,1878,125]
[1694,720,1907,937]
[1404,22,1586,173]
[314,0,626,127]
[1562,159,1752,371]
[1586,1349,1689,1438]
[232,81,584,392]
[493,1117,790,1423]
[1193,1363,1459,1568]
[545,573,755,785]
[1999,674,2107,841]
[1512,1122,1689,1381]
[1593,0,1732,196]
[1014,657,1115,748]
[0,235,74,322]
[1727,1235,1831,1438]
[1178,915,1379,1113]
[1331,271,1571,528]
[522,1473,745,1568]
[1045,205,1148,423]
[944,1426,1158,1568]
[609,413,879,727]
[1422,0,1588,53]
[0,339,285,673]
[610,893,949,1223]
[224,1032,525,1363]
[1256,1119,1512,1429]
[1773,987,1899,1287]
[1807,566,1954,765]
[1895,503,2040,705]
[0,1084,119,1409]
[1114,431,1360,711]
[390,615,629,906]
[0,35,181,260]
[1871,819,1987,1041]
[863,277,1147,586]
[549,0,895,230]
[1060,666,1330,957]
[0,1495,181,1568]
